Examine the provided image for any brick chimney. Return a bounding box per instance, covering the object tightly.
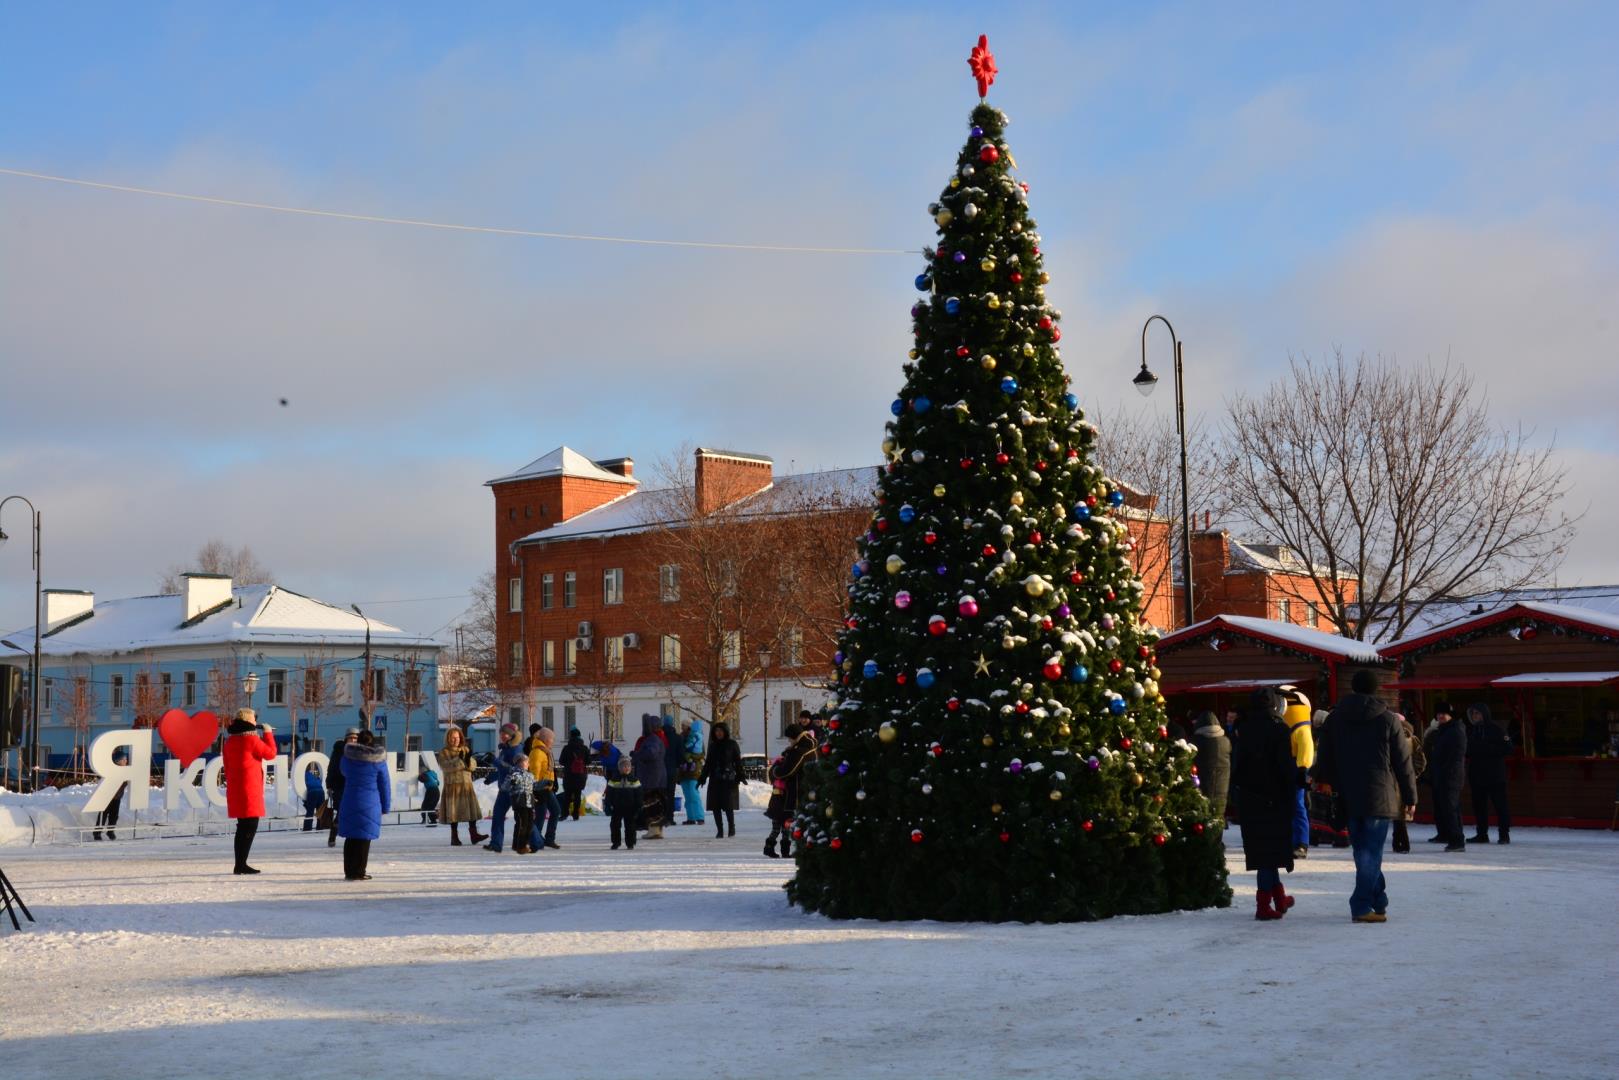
[43,589,94,632]
[596,457,634,478]
[181,573,233,623]
[1191,531,1229,583]
[695,448,773,514]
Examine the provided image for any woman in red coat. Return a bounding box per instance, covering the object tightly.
[223,708,278,874]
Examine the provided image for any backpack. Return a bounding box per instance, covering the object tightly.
[567,748,587,776]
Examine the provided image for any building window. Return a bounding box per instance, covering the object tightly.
[659,564,680,602]
[779,698,804,737]
[603,567,624,606]
[508,577,523,612]
[111,674,125,710]
[660,634,682,673]
[508,705,524,728]
[564,704,578,733]
[509,641,524,678]
[267,669,286,706]
[1307,601,1320,627]
[563,571,577,608]
[406,734,423,752]
[303,669,324,707]
[43,677,52,712]
[564,637,578,676]
[401,670,422,705]
[602,703,621,743]
[782,626,804,668]
[160,672,173,704]
[541,705,554,731]
[720,559,738,598]
[183,671,196,707]
[1277,598,1292,623]
[335,670,353,706]
[206,670,220,707]
[604,635,624,674]
[541,573,554,610]
[508,508,516,521]
[543,640,556,677]
[370,669,387,704]
[722,630,741,669]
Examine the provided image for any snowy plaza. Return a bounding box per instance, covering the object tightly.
[3,818,1615,1080]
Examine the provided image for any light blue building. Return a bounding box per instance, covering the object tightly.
[2,573,441,781]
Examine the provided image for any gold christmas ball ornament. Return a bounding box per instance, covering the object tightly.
[980,258,996,272]
[1038,271,1050,284]
[987,294,1002,310]
[1131,772,1144,788]
[1057,723,1071,737]
[1010,490,1025,507]
[1049,790,1063,801]
[991,803,1003,814]
[950,177,960,188]
[882,437,896,454]
[933,484,947,498]
[981,355,997,371]
[982,734,995,747]
[935,208,954,226]
[1022,343,1036,357]
[886,554,905,574]
[877,722,897,744]
[907,348,919,360]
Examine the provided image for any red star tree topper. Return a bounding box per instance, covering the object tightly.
[968,34,997,98]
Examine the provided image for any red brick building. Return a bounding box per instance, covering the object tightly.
[1177,529,1359,631]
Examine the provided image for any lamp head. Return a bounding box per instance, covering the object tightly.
[1132,365,1159,397]
[0,526,8,547]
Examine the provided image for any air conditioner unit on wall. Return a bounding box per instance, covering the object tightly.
[577,621,593,638]
[575,636,593,652]
[622,632,640,649]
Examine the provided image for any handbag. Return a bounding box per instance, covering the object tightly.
[315,802,334,831]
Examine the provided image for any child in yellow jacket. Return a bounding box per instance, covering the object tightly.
[1283,689,1313,854]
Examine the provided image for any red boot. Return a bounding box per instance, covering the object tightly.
[1272,884,1296,915]
[1255,889,1282,921]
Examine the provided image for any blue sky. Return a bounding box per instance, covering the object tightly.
[3,2,1617,635]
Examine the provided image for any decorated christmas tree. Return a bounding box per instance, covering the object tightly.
[787,38,1231,922]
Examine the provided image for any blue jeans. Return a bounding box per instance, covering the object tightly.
[1257,866,1280,891]
[1347,816,1392,917]
[1292,787,1310,847]
[487,789,512,851]
[530,786,561,849]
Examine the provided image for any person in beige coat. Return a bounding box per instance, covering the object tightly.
[437,726,486,846]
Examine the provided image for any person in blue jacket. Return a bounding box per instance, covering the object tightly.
[679,719,706,826]
[592,738,622,779]
[336,730,392,881]
[302,762,325,831]
[418,759,440,826]
[483,723,526,853]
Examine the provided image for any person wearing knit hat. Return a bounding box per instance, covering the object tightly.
[483,722,526,852]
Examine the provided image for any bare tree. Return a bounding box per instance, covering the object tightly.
[206,653,246,751]
[1223,352,1577,640]
[1091,407,1231,627]
[385,648,430,750]
[61,660,99,780]
[556,636,628,742]
[764,467,877,671]
[445,571,499,692]
[291,646,342,752]
[131,653,169,730]
[158,540,274,594]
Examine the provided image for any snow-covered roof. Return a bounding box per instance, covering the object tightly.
[1,585,441,660]
[1382,600,1619,657]
[1490,671,1619,687]
[1158,614,1386,665]
[514,465,880,546]
[1366,584,1619,641]
[484,446,638,487]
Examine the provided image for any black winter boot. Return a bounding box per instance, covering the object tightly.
[764,834,780,858]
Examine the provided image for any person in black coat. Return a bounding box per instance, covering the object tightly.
[1231,688,1300,920]
[1314,670,1418,922]
[1426,702,1468,851]
[557,728,591,821]
[325,728,360,848]
[697,722,746,839]
[1465,702,1512,843]
[1190,711,1231,822]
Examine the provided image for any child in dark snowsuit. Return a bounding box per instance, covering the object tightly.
[604,757,642,850]
[506,754,536,855]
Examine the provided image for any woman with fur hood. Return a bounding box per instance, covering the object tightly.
[336,729,392,880]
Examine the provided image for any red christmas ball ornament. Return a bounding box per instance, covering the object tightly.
[1138,645,1151,658]
[924,530,938,545]
[819,744,831,756]
[1152,833,1167,847]
[1042,657,1064,680]
[792,828,804,840]
[1108,659,1124,674]
[928,614,948,637]
[829,718,842,731]
[1009,271,1023,284]
[982,544,998,557]
[929,742,944,757]
[1035,460,1048,472]
[1029,530,1043,544]
[1106,590,1116,602]
[830,837,844,850]
[960,456,974,470]
[1037,315,1053,330]
[1015,701,1030,714]
[1086,494,1098,507]
[1120,737,1133,750]
[910,829,925,844]
[995,452,1010,466]
[999,831,1011,843]
[1051,327,1062,342]
[1193,822,1205,835]
[946,697,961,711]
[1158,725,1170,740]
[1081,819,1094,833]
[876,519,889,533]
[1067,448,1079,459]
[844,616,860,629]
[979,144,999,163]
[956,345,970,357]
[895,672,908,685]
[1040,616,1053,630]
[1069,571,1085,585]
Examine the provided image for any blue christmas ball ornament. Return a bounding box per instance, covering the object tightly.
[944,296,962,315]
[1072,504,1092,522]
[1069,664,1090,683]
[850,561,864,579]
[913,396,931,415]
[1108,697,1128,716]
[914,273,931,291]
[952,251,967,264]
[863,660,879,679]
[936,563,950,575]
[837,761,850,775]
[916,670,936,689]
[890,399,905,416]
[833,650,844,666]
[1063,392,1079,411]
[970,125,984,137]
[1000,375,1019,395]
[1108,490,1125,507]
[898,504,917,524]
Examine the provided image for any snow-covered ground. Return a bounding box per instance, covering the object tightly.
[1,817,1614,1079]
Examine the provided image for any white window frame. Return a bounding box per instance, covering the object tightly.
[541,705,555,730]
[509,641,524,678]
[303,668,324,708]
[564,637,578,676]
[660,634,681,673]
[1277,598,1292,623]
[543,640,556,678]
[160,671,173,704]
[659,564,680,603]
[541,572,554,609]
[720,559,738,598]
[370,668,387,704]
[266,668,286,706]
[722,630,741,670]
[508,577,523,613]
[563,571,577,608]
[564,704,579,733]
[603,567,624,606]
[783,626,805,668]
[779,698,804,737]
[604,635,624,674]
[111,674,124,710]
[182,671,196,708]
[1307,601,1321,627]
[602,703,621,743]
[333,670,353,707]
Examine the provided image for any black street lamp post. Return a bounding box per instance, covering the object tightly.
[0,496,43,791]
[1134,317,1196,629]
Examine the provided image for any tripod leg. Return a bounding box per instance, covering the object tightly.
[0,869,35,928]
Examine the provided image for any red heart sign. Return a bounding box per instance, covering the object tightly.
[158,708,220,768]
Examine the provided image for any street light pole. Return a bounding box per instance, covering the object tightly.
[351,604,373,735]
[1135,316,1195,628]
[757,647,771,758]
[0,496,43,792]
